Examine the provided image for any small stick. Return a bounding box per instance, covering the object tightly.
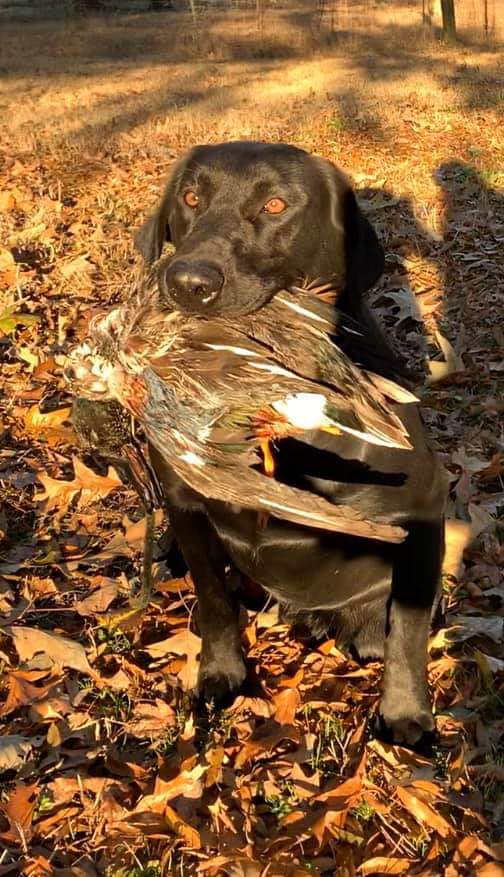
[133,509,155,609]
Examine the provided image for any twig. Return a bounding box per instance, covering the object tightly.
[132,509,155,609]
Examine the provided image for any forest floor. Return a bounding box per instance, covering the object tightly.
[0,6,503,876]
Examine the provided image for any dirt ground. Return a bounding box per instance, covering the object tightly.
[0,4,503,876]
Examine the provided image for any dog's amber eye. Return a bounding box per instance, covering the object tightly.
[184,190,199,208]
[263,197,287,215]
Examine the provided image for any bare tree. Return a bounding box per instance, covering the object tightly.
[440,0,456,41]
[256,0,265,37]
[188,0,197,28]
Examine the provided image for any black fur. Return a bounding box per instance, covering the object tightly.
[136,141,446,747]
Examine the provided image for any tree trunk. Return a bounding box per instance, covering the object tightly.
[256,0,265,37]
[440,0,456,41]
[188,0,197,28]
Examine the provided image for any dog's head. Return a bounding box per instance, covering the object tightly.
[135,141,384,317]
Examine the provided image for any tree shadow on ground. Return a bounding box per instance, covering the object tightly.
[433,160,504,341]
[356,159,503,383]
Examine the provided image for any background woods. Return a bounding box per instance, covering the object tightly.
[0,0,502,44]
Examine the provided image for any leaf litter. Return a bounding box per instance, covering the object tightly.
[0,23,503,877]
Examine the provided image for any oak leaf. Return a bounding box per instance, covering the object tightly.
[35,456,122,514]
[10,626,95,677]
[395,785,454,837]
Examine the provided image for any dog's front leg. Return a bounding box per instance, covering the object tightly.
[168,506,247,705]
[378,519,443,747]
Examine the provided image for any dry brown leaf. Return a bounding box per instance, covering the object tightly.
[0,782,40,843]
[443,518,473,579]
[395,785,454,837]
[10,626,95,677]
[35,456,122,514]
[475,866,504,877]
[235,721,299,769]
[468,502,496,538]
[427,330,465,384]
[133,764,206,813]
[60,254,91,278]
[77,510,164,565]
[23,405,75,447]
[125,700,177,738]
[0,247,16,289]
[205,746,225,788]
[314,770,363,806]
[0,668,57,716]
[0,190,17,211]
[0,735,37,773]
[272,686,301,725]
[359,858,412,875]
[164,803,201,848]
[75,577,120,615]
[146,629,201,691]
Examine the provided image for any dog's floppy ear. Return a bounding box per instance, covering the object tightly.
[134,200,172,264]
[341,184,385,296]
[134,152,193,264]
[316,157,385,298]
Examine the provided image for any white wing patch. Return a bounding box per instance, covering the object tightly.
[276,295,329,325]
[248,362,296,378]
[204,343,262,357]
[179,450,206,467]
[272,393,330,429]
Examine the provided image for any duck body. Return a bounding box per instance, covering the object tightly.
[65,277,416,542]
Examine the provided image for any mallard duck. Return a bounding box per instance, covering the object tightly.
[64,278,412,542]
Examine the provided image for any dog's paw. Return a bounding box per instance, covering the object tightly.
[197,656,246,708]
[375,703,436,751]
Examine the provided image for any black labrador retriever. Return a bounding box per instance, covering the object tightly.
[135,141,447,747]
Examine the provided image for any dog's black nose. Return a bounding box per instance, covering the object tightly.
[165,260,224,306]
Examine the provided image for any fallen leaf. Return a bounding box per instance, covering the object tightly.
[475,866,504,877]
[395,785,454,837]
[0,303,39,333]
[164,803,201,848]
[0,782,40,843]
[0,190,17,211]
[272,687,301,725]
[23,405,75,447]
[381,288,423,323]
[359,858,412,875]
[0,248,16,290]
[35,456,122,515]
[468,502,496,538]
[75,577,120,615]
[452,447,489,474]
[10,627,95,676]
[133,764,206,812]
[0,735,36,773]
[235,721,299,768]
[427,330,464,384]
[146,629,201,691]
[0,668,57,716]
[450,615,502,643]
[60,253,93,279]
[475,652,504,675]
[204,746,225,787]
[17,346,39,370]
[72,510,164,565]
[125,699,177,737]
[443,518,473,579]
